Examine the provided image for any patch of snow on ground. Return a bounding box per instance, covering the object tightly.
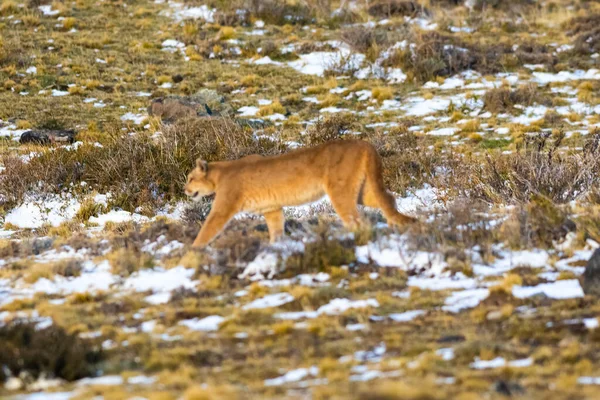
[238,106,260,116]
[396,185,442,214]
[76,375,124,386]
[401,97,451,116]
[123,266,197,295]
[287,51,365,77]
[512,279,584,299]
[5,196,80,229]
[442,288,490,313]
[120,112,147,125]
[167,3,215,22]
[264,366,319,386]
[89,210,149,226]
[532,69,600,84]
[388,310,426,322]
[356,234,446,274]
[179,315,225,331]
[427,127,459,136]
[239,251,279,281]
[31,260,116,295]
[318,298,379,315]
[579,377,600,385]
[275,298,379,320]
[12,393,73,400]
[38,5,60,15]
[0,123,28,140]
[408,274,477,291]
[470,357,533,369]
[473,249,549,276]
[243,292,295,310]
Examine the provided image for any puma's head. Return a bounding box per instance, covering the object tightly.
[184,159,215,201]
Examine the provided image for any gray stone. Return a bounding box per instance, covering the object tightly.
[148,89,234,123]
[20,129,76,145]
[582,248,600,296]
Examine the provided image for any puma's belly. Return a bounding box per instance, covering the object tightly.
[242,184,325,213]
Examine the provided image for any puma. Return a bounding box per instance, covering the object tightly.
[184,140,417,248]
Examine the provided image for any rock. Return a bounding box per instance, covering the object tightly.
[436,334,465,343]
[19,129,76,145]
[148,89,234,123]
[494,380,525,397]
[582,248,600,296]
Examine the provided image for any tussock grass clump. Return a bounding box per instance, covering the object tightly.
[388,31,480,82]
[284,224,356,276]
[367,1,427,18]
[566,14,600,55]
[107,248,154,277]
[454,132,600,204]
[245,0,314,26]
[388,30,552,83]
[340,25,390,54]
[372,86,394,102]
[369,129,444,193]
[0,321,101,382]
[434,0,535,10]
[483,84,552,114]
[303,113,360,146]
[498,196,575,249]
[257,100,285,116]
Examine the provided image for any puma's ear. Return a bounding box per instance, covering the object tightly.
[196,159,208,173]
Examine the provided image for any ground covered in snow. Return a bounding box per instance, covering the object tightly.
[2,0,600,399]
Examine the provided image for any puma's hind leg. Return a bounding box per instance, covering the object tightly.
[360,184,417,227]
[360,148,418,228]
[325,174,363,230]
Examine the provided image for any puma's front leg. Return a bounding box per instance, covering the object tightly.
[192,198,239,248]
[264,209,285,243]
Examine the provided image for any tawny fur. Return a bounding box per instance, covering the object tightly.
[184,140,417,248]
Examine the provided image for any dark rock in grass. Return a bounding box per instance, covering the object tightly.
[0,321,101,382]
[20,129,76,145]
[582,248,600,296]
[436,334,465,343]
[494,380,525,397]
[148,89,234,123]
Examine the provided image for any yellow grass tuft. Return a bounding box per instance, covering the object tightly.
[371,86,393,102]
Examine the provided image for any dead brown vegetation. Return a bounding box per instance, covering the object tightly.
[483,84,552,114]
[567,14,600,55]
[0,118,287,211]
[453,132,600,204]
[367,1,428,18]
[0,321,101,382]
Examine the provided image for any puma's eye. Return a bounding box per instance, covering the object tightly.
[187,176,193,183]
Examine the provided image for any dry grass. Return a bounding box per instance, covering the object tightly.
[0,321,101,382]
[302,113,361,147]
[340,25,390,55]
[453,132,600,204]
[483,84,552,114]
[0,118,287,211]
[367,1,427,18]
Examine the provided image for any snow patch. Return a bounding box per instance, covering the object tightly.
[179,315,225,332]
